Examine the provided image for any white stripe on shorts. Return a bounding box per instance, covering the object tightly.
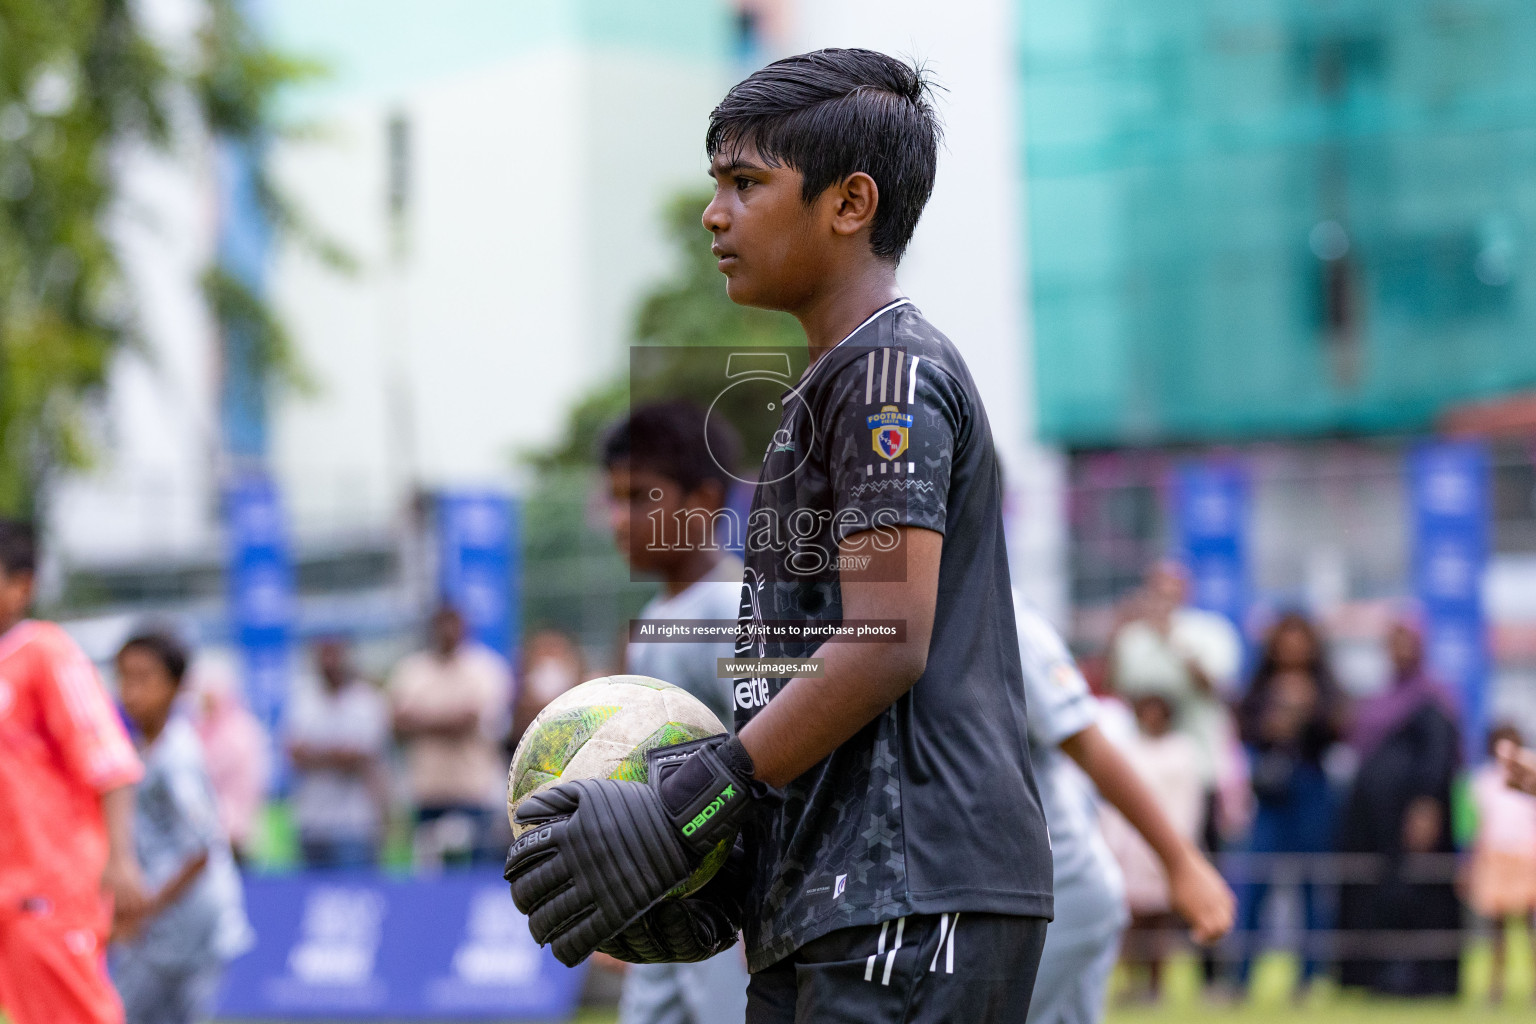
[864,920,889,982]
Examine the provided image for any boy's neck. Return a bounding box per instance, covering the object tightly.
[795,263,903,365]
[663,548,724,598]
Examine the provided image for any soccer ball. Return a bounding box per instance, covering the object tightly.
[507,674,732,896]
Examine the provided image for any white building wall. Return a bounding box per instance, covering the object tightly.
[786,0,1069,621]
[49,0,223,569]
[267,47,728,539]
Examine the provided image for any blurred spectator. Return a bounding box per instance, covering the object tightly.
[511,629,585,750]
[1101,693,1203,1002]
[390,605,512,867]
[1336,620,1461,997]
[187,653,271,864]
[1108,560,1244,990]
[1466,722,1536,1004]
[287,638,390,870]
[1109,560,1243,827]
[112,632,252,1024]
[1232,612,1345,995]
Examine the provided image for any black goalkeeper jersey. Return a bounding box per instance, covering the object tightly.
[732,299,1054,971]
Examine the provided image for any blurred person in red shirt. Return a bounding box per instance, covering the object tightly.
[0,520,148,1024]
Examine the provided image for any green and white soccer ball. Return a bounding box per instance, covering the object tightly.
[506,674,733,896]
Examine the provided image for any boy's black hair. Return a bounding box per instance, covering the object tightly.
[0,519,37,576]
[706,48,942,263]
[119,631,190,687]
[600,401,741,501]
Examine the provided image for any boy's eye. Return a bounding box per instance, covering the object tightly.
[735,177,755,191]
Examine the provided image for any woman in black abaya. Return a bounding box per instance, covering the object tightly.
[1336,621,1462,996]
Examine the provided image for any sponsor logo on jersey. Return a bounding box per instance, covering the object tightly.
[834,873,848,898]
[866,405,912,460]
[735,676,771,710]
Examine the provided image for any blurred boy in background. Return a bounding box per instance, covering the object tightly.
[0,520,147,1024]
[601,401,750,1024]
[1014,596,1232,1024]
[112,632,252,1024]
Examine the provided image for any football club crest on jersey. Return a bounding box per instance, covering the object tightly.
[866,404,912,460]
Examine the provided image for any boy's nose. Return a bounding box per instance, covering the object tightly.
[702,197,729,234]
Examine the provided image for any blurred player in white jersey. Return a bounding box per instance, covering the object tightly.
[602,401,749,1024]
[1014,593,1235,1024]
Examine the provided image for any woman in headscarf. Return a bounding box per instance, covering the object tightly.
[1335,620,1462,996]
[188,652,272,864]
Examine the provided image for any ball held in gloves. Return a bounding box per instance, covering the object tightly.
[507,674,732,896]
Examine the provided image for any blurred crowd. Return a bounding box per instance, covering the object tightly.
[101,544,1536,1013]
[126,608,601,877]
[1089,560,1536,1005]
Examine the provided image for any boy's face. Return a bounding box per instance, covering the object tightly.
[607,461,717,576]
[0,565,34,625]
[703,141,829,310]
[117,646,178,731]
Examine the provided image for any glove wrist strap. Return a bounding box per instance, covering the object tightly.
[649,736,760,857]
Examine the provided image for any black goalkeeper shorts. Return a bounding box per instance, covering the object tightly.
[745,913,1048,1024]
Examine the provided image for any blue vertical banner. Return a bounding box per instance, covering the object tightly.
[437,491,518,660]
[1409,440,1490,759]
[224,475,296,736]
[1173,460,1251,635]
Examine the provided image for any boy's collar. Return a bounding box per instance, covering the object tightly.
[798,297,913,387]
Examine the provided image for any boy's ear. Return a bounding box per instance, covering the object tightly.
[827,172,879,240]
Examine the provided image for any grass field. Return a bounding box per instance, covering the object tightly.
[4,941,1528,1024]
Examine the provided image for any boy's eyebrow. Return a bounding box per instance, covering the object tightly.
[708,157,766,178]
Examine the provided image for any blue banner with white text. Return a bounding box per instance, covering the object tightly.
[224,475,295,737]
[216,874,586,1020]
[1173,459,1250,637]
[1409,440,1490,759]
[437,491,518,660]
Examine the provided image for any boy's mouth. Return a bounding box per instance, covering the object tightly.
[711,245,738,271]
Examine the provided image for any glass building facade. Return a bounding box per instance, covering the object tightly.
[1020,0,1536,446]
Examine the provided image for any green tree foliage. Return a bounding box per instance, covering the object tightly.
[0,0,330,516]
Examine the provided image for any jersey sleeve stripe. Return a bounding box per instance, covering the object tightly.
[57,648,140,783]
[865,351,876,404]
[879,346,891,403]
[908,355,920,404]
[893,350,905,402]
[56,655,98,728]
